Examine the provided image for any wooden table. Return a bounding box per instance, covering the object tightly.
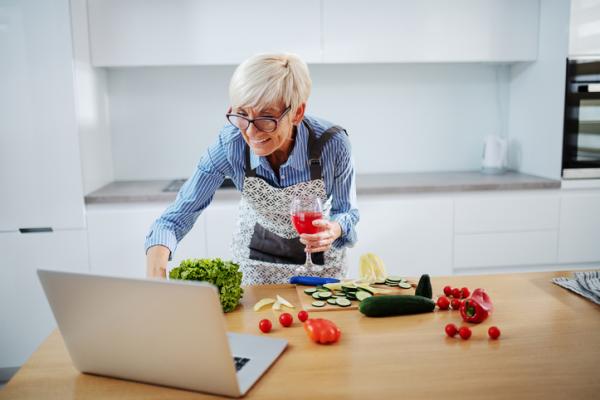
[1,271,599,399]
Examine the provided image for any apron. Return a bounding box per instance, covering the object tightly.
[231,121,348,285]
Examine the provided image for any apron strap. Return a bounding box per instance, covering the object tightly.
[307,122,348,181]
[244,145,256,178]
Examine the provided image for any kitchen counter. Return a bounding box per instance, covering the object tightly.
[2,270,598,400]
[84,171,560,204]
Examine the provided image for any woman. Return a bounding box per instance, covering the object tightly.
[145,53,359,284]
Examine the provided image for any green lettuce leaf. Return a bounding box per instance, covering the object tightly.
[169,258,244,313]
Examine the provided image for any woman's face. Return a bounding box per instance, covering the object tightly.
[233,104,298,157]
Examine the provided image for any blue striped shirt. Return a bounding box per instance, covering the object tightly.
[145,115,359,259]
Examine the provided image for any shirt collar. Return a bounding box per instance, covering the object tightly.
[249,121,308,171]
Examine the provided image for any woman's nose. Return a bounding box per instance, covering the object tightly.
[246,121,259,136]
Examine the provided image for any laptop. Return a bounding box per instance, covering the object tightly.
[37,269,287,397]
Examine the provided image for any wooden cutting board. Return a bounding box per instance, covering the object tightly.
[295,281,417,312]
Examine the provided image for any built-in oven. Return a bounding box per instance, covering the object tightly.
[562,59,600,179]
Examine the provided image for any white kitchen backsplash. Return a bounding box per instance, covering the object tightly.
[107,63,510,180]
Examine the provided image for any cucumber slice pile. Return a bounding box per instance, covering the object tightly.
[384,275,411,287]
[302,283,374,308]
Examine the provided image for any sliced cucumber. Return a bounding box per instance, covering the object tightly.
[341,284,357,292]
[312,300,326,307]
[386,275,404,282]
[327,298,338,305]
[374,279,387,285]
[312,292,322,299]
[398,281,412,289]
[304,288,317,294]
[318,291,333,298]
[336,297,352,307]
[356,291,373,301]
[316,286,330,292]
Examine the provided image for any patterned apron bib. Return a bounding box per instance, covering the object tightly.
[231,121,348,285]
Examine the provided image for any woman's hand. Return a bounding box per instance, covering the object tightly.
[299,220,342,253]
[146,245,170,278]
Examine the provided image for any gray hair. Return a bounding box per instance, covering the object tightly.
[229,53,312,114]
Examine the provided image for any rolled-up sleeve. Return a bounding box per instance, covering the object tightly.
[144,134,230,260]
[329,133,359,249]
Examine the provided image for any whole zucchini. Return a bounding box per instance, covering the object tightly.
[414,274,433,299]
[359,295,435,317]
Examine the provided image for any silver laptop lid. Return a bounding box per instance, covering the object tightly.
[37,269,241,397]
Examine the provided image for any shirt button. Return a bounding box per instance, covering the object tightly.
[281,175,285,179]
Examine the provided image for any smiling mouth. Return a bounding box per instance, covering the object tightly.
[250,138,270,145]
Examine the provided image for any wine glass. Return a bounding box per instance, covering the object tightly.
[290,196,324,274]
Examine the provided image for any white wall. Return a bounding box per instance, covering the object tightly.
[507,0,570,180]
[107,63,510,180]
[71,0,114,195]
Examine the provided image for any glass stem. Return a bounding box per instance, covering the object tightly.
[305,249,313,268]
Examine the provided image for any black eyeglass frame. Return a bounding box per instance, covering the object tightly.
[225,106,291,133]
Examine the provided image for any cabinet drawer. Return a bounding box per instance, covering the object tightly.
[558,193,600,263]
[455,195,559,234]
[454,231,558,268]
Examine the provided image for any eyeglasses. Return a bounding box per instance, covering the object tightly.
[226,106,291,133]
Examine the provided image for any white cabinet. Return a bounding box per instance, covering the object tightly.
[322,0,540,63]
[86,203,207,278]
[558,190,600,263]
[453,192,560,269]
[203,199,240,260]
[86,0,539,66]
[0,230,89,369]
[0,0,85,231]
[346,194,454,278]
[87,0,322,67]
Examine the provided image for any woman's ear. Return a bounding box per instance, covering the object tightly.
[292,103,306,125]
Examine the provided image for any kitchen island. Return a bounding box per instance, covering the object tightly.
[1,270,598,399]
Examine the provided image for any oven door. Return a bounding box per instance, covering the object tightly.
[563,60,600,179]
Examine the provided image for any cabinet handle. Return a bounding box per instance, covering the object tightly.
[19,227,53,234]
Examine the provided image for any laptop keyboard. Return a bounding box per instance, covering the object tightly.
[233,356,250,372]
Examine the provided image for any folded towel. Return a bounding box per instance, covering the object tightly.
[552,270,600,305]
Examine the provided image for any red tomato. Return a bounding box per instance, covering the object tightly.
[450,298,462,310]
[258,319,272,333]
[488,326,501,340]
[279,313,293,327]
[444,323,458,337]
[436,296,450,310]
[458,326,472,340]
[297,310,309,322]
[304,318,341,345]
[460,287,470,298]
[451,288,461,298]
[443,286,453,296]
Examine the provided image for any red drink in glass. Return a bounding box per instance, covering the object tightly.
[291,211,323,234]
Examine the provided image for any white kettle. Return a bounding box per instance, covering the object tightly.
[481,134,508,174]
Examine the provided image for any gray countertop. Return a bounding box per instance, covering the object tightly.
[84,171,561,204]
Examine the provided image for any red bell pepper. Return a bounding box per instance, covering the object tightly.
[460,288,493,324]
[303,318,341,345]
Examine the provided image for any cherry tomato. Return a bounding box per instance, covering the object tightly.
[445,323,458,337]
[297,310,309,322]
[279,312,293,327]
[458,326,472,340]
[436,296,450,310]
[488,326,501,340]
[461,287,470,298]
[258,319,272,333]
[452,288,461,298]
[451,298,462,310]
[443,286,453,296]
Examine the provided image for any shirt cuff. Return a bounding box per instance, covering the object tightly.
[144,229,178,261]
[330,213,357,249]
